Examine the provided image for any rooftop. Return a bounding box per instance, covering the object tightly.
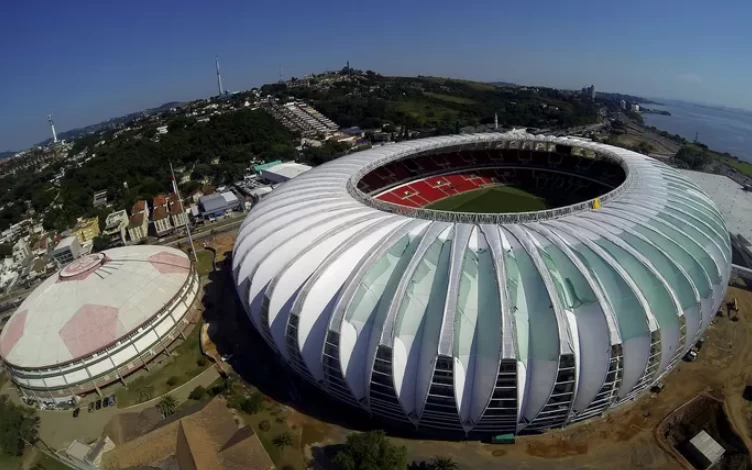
[54,236,78,250]
[153,206,168,221]
[0,246,192,368]
[153,194,167,207]
[128,213,144,228]
[681,170,752,242]
[132,200,147,213]
[261,161,312,180]
[102,398,273,470]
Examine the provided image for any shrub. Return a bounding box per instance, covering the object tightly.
[259,420,271,432]
[208,380,227,396]
[188,386,207,401]
[240,393,265,414]
[157,395,178,418]
[273,432,293,449]
[166,376,180,387]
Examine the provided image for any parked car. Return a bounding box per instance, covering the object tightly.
[103,398,109,408]
[108,395,116,407]
[72,408,80,418]
[95,400,102,410]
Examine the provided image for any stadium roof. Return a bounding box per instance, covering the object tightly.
[233,133,731,423]
[680,169,752,242]
[0,246,192,369]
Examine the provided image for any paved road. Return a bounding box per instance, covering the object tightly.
[30,367,220,450]
[158,215,244,247]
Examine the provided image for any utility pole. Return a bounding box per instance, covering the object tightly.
[170,162,198,263]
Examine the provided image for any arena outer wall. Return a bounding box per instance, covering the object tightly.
[232,133,732,437]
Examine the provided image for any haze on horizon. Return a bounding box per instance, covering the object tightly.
[1,0,750,150]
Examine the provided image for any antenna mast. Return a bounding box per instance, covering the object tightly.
[215,56,224,96]
[48,114,58,143]
[170,162,198,263]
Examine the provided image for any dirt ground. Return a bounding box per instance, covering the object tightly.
[204,232,236,262]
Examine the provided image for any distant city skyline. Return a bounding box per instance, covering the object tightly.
[2,0,751,150]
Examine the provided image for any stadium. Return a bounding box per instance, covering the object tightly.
[232,132,731,437]
[0,246,200,403]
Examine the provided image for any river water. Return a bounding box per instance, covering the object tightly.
[641,100,752,163]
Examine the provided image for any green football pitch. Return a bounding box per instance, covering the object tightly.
[425,185,548,213]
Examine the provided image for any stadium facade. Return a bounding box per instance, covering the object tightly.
[0,246,200,403]
[232,133,731,436]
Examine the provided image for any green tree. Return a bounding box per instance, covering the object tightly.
[332,431,407,470]
[429,456,459,470]
[92,236,109,253]
[673,144,711,170]
[157,394,178,418]
[0,396,39,456]
[188,386,207,401]
[273,432,293,449]
[240,393,264,414]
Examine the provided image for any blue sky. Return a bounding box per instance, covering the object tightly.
[1,0,751,150]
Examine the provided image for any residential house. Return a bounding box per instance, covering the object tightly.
[71,216,101,243]
[31,234,52,258]
[168,195,189,229]
[131,200,149,219]
[127,213,148,244]
[12,238,31,267]
[93,190,108,208]
[153,194,168,210]
[152,207,173,237]
[102,210,129,246]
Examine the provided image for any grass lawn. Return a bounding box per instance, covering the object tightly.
[116,326,209,407]
[0,371,8,389]
[0,453,21,470]
[721,156,752,178]
[424,92,476,105]
[426,185,548,213]
[195,250,214,276]
[240,407,308,470]
[32,453,72,470]
[395,99,458,122]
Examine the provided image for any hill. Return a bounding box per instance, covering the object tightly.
[262,71,600,133]
[36,101,188,146]
[0,151,15,159]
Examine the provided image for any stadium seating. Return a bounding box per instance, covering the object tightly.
[358,148,626,209]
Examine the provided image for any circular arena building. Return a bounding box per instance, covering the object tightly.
[232,132,731,437]
[0,245,199,404]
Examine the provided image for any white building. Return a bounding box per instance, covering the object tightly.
[152,207,173,237]
[102,210,129,246]
[232,133,731,437]
[127,213,148,243]
[259,162,312,184]
[12,239,31,266]
[51,236,81,267]
[93,190,108,208]
[0,247,200,402]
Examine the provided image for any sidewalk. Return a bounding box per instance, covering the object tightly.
[36,367,220,450]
